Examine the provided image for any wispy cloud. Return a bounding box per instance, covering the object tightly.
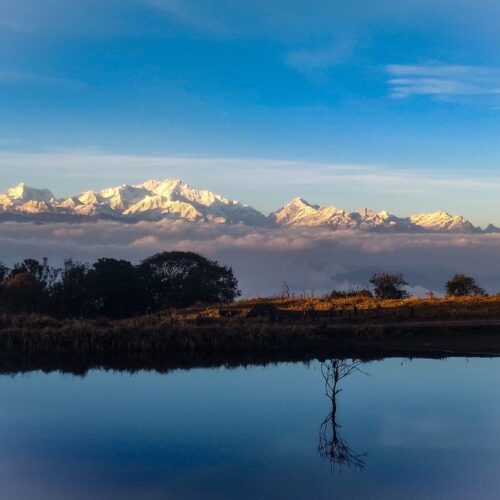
[0,70,85,89]
[286,39,355,74]
[1,150,500,225]
[0,148,499,191]
[387,64,500,99]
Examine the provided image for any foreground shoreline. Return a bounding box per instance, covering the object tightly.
[2,296,500,373]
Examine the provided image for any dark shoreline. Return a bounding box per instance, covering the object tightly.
[1,318,500,375]
[4,294,500,375]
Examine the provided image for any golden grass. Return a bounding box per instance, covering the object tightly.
[1,295,500,356]
[176,294,500,322]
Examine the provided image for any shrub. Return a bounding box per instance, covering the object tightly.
[369,273,409,300]
[445,274,486,297]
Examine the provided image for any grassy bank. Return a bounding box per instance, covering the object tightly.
[1,296,500,365]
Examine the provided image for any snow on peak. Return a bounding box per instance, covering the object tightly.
[288,197,317,207]
[269,198,478,232]
[0,180,483,232]
[272,198,368,229]
[409,210,476,232]
[5,183,54,203]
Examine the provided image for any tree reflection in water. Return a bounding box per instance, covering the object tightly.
[318,359,367,473]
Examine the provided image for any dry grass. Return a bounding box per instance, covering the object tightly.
[179,294,500,322]
[1,295,500,356]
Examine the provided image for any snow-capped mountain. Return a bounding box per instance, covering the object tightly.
[0,180,489,233]
[0,183,56,214]
[270,198,480,233]
[269,198,409,231]
[408,211,477,233]
[0,180,267,225]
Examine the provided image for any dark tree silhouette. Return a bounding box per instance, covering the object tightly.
[445,274,486,297]
[0,251,240,318]
[2,273,42,312]
[140,251,240,309]
[85,258,146,318]
[50,258,89,317]
[318,359,367,473]
[0,263,8,282]
[369,273,409,300]
[4,258,57,312]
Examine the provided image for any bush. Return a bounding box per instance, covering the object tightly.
[369,273,409,300]
[445,274,485,297]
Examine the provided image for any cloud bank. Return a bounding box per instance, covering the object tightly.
[1,220,500,297]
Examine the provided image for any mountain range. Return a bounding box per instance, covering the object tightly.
[0,179,496,233]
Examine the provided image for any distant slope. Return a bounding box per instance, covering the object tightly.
[0,179,488,233]
[0,179,267,226]
[269,198,478,233]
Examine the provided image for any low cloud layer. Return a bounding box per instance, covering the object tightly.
[1,220,500,296]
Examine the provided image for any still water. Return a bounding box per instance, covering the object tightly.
[0,357,499,499]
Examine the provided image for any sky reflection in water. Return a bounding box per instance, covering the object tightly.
[0,358,499,499]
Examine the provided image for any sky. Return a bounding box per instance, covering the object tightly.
[1,1,500,224]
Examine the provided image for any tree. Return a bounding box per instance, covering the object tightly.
[10,258,55,288]
[2,273,43,312]
[0,251,240,317]
[4,258,56,312]
[445,274,485,297]
[140,251,240,309]
[50,258,89,317]
[369,272,409,300]
[318,360,367,472]
[0,263,8,282]
[85,258,145,318]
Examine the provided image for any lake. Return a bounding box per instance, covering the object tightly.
[0,357,498,499]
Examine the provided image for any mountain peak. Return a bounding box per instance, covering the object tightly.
[287,197,315,207]
[0,179,485,233]
[409,210,475,232]
[5,183,55,203]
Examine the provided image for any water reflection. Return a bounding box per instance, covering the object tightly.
[318,359,367,472]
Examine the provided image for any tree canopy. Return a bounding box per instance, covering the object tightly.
[445,274,485,297]
[369,272,409,300]
[0,252,240,318]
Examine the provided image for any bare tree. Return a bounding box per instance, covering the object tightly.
[318,359,367,473]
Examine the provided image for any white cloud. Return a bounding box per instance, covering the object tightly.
[387,64,500,99]
[1,220,500,297]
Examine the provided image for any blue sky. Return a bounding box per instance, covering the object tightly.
[1,0,500,224]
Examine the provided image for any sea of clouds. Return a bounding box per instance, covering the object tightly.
[1,220,500,297]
